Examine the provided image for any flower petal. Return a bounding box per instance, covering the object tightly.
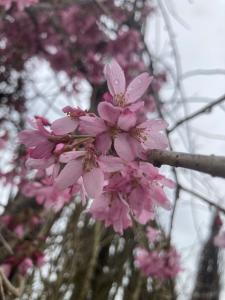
[152,185,171,210]
[138,119,168,131]
[97,102,121,124]
[114,133,136,161]
[104,59,126,96]
[26,157,55,169]
[95,132,112,154]
[30,141,54,159]
[59,151,86,163]
[83,168,104,198]
[125,73,153,103]
[98,155,124,172]
[117,110,137,131]
[19,130,47,147]
[79,116,107,135]
[145,132,168,150]
[55,159,83,190]
[51,117,78,135]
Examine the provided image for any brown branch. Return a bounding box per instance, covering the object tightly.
[169,94,225,132]
[0,269,20,297]
[149,150,225,179]
[0,232,13,256]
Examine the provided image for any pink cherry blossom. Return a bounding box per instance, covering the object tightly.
[18,59,173,238]
[104,59,153,107]
[135,247,181,279]
[55,150,104,198]
[19,118,55,159]
[51,106,85,135]
[80,101,168,160]
[89,192,132,234]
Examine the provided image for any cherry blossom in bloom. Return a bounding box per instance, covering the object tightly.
[90,191,132,234]
[80,105,168,161]
[51,106,85,135]
[55,149,104,199]
[18,59,173,236]
[135,247,181,279]
[19,117,55,159]
[104,59,153,107]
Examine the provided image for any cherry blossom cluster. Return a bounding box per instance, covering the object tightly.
[135,227,181,279]
[18,59,181,281]
[19,59,172,235]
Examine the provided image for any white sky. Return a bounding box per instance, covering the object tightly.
[148,1,225,299]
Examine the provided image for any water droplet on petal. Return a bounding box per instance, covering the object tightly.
[114,80,119,85]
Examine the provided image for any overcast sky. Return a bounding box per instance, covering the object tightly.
[148,1,225,299]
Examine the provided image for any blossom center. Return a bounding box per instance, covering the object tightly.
[115,93,126,107]
[131,128,147,143]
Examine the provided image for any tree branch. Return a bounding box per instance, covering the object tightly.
[169,94,225,132]
[149,150,225,179]
[180,185,225,214]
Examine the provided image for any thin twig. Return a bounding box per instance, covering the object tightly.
[78,222,102,300]
[0,276,5,300]
[180,185,225,214]
[169,94,225,132]
[0,269,20,297]
[182,68,225,80]
[0,232,13,255]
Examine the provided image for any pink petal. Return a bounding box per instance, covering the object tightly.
[55,159,83,190]
[125,73,153,103]
[117,110,137,131]
[36,118,51,137]
[53,163,61,179]
[145,132,168,150]
[137,210,154,225]
[83,168,104,198]
[26,157,55,169]
[98,155,124,172]
[95,132,112,154]
[104,59,126,96]
[138,119,168,131]
[160,178,176,188]
[97,102,121,124]
[152,185,171,210]
[129,137,146,160]
[79,116,107,135]
[128,101,144,112]
[30,141,54,159]
[19,130,47,147]
[51,117,78,135]
[59,151,86,163]
[114,133,136,161]
[139,162,159,178]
